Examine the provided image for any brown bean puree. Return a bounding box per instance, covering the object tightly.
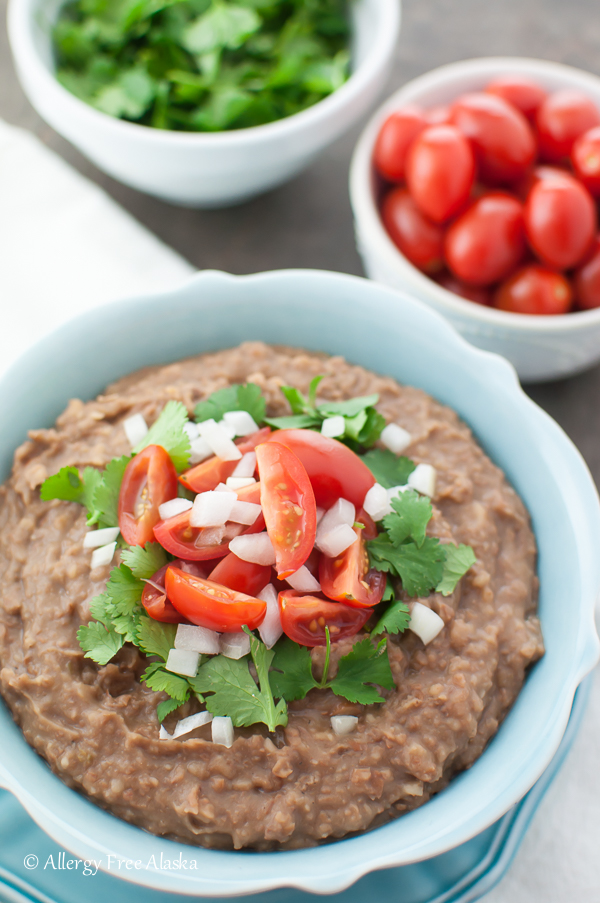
[0,343,544,850]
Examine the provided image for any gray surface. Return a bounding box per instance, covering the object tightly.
[1,0,599,484]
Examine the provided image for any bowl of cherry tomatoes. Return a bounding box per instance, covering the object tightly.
[349,57,600,382]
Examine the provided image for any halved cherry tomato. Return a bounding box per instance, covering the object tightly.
[141,560,208,623]
[153,482,264,560]
[405,124,476,223]
[381,187,444,273]
[268,429,375,509]
[572,126,600,197]
[278,591,371,646]
[373,107,427,182]
[485,76,547,120]
[118,445,178,547]
[525,170,596,269]
[208,553,271,596]
[444,192,526,286]
[450,93,536,184]
[319,526,386,609]
[355,508,378,540]
[494,265,573,315]
[436,272,492,306]
[536,89,600,163]
[165,566,266,632]
[574,236,600,310]
[256,442,317,580]
[179,427,271,493]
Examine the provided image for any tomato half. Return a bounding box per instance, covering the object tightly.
[381,187,444,273]
[319,526,386,609]
[165,566,266,632]
[179,426,271,493]
[494,265,573,315]
[208,553,271,596]
[255,442,317,580]
[485,76,547,120]
[278,591,371,646]
[525,170,596,269]
[536,89,600,163]
[118,445,178,547]
[574,236,600,310]
[373,107,427,182]
[405,124,476,223]
[572,126,600,197]
[153,481,264,560]
[268,429,375,509]
[141,560,208,623]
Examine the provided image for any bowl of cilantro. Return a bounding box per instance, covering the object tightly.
[8,0,400,206]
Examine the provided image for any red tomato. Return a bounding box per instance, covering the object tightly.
[536,89,600,163]
[525,170,596,269]
[179,427,270,493]
[443,193,526,286]
[208,553,271,596]
[278,591,371,647]
[153,481,264,560]
[118,445,178,547]
[268,429,375,509]
[574,236,600,310]
[450,92,536,184]
[381,187,444,273]
[355,508,378,540]
[485,76,547,120]
[255,442,317,579]
[572,126,600,197]
[436,272,491,306]
[425,105,451,125]
[405,124,476,223]
[373,107,427,182]
[141,560,208,623]
[165,566,266,632]
[495,265,573,315]
[319,526,386,609]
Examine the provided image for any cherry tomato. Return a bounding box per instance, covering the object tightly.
[381,187,444,273]
[373,107,427,182]
[141,560,208,623]
[179,426,270,493]
[355,508,378,540]
[319,526,386,609]
[153,481,264,560]
[278,591,371,647]
[118,445,178,547]
[574,236,600,310]
[165,566,266,632]
[425,105,451,125]
[495,265,573,315]
[208,553,271,596]
[450,92,536,184]
[536,89,600,163]
[405,124,476,223]
[572,126,600,197]
[268,429,375,509]
[255,442,317,579]
[443,192,526,286]
[485,76,547,120]
[436,272,491,306]
[525,169,596,269]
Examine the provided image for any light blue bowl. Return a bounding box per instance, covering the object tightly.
[0,269,598,897]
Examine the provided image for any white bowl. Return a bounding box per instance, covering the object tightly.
[8,0,400,208]
[349,57,600,383]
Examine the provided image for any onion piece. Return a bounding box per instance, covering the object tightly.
[316,507,325,525]
[381,423,412,454]
[258,584,283,648]
[229,532,276,566]
[317,524,358,558]
[316,498,356,550]
[189,435,213,465]
[331,715,358,736]
[321,415,345,438]
[183,421,199,441]
[197,419,242,461]
[220,632,251,660]
[158,497,193,520]
[196,525,227,546]
[83,526,120,549]
[362,483,390,521]
[212,716,234,748]
[388,484,409,503]
[226,476,256,490]
[223,410,259,437]
[286,566,321,592]
[217,419,237,439]
[166,649,200,677]
[215,482,235,492]
[90,541,117,570]
[123,413,148,447]
[409,602,444,645]
[159,725,172,740]
[232,451,257,478]
[175,624,220,655]
[190,490,237,527]
[229,500,262,526]
[408,463,437,497]
[173,710,213,738]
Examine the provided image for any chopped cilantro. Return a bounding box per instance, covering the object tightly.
[269,638,317,702]
[371,599,411,637]
[436,544,477,596]
[194,382,266,425]
[133,400,191,473]
[156,698,182,723]
[136,617,177,661]
[121,542,168,580]
[91,455,130,528]
[77,621,124,665]
[383,490,432,548]
[40,456,129,529]
[142,662,190,703]
[361,448,416,489]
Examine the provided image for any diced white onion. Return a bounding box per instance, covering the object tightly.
[190,490,237,528]
[189,435,213,465]
[363,483,391,521]
[317,524,358,558]
[197,419,242,462]
[286,566,321,592]
[217,419,237,439]
[381,423,412,454]
[158,497,193,520]
[175,623,220,655]
[183,421,199,441]
[220,632,251,659]
[83,526,120,549]
[159,725,172,740]
[229,500,262,525]
[258,584,283,648]
[212,715,234,748]
[173,710,213,738]
[223,410,259,436]
[409,602,444,645]
[331,715,358,736]
[229,532,276,565]
[226,476,256,490]
[408,463,437,497]
[316,498,356,549]
[123,413,148,447]
[215,482,235,492]
[232,452,257,478]
[90,541,117,569]
[166,648,200,677]
[197,525,226,545]
[316,507,325,525]
[321,415,345,438]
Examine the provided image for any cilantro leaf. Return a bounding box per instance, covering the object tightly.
[40,466,85,504]
[133,400,191,472]
[307,375,324,408]
[88,593,113,627]
[121,542,168,579]
[194,382,266,425]
[156,697,183,723]
[436,544,477,596]
[318,394,380,418]
[329,637,394,705]
[270,637,318,701]
[361,449,416,489]
[142,662,190,702]
[182,4,261,55]
[263,414,321,430]
[81,467,104,523]
[246,629,288,731]
[92,455,130,528]
[77,621,124,665]
[136,617,177,661]
[281,385,313,415]
[371,599,411,637]
[393,538,447,598]
[383,490,432,548]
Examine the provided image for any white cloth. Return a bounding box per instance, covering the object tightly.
[0,118,598,903]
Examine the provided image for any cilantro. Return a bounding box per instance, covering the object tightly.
[383,490,432,548]
[270,638,317,702]
[182,4,261,55]
[91,455,130,528]
[77,621,124,665]
[40,465,105,524]
[371,599,411,637]
[121,542,168,580]
[361,448,416,489]
[142,662,190,702]
[133,400,190,472]
[436,544,477,596]
[194,382,266,425]
[156,698,182,723]
[136,617,177,661]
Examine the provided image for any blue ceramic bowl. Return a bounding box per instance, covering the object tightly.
[0,269,598,896]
